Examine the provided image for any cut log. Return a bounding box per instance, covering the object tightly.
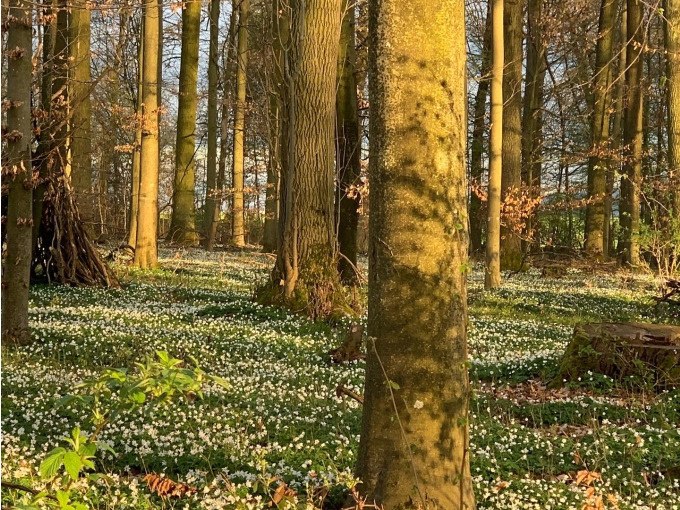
[553,323,680,389]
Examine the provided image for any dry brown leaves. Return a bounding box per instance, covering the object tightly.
[143,473,197,499]
[270,481,297,506]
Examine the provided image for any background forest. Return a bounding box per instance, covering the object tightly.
[1,0,680,508]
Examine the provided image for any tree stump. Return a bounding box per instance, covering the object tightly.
[553,323,680,388]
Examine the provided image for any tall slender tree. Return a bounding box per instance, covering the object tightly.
[470,4,492,254]
[231,0,249,247]
[335,0,361,284]
[620,0,644,265]
[169,0,201,245]
[584,0,617,257]
[128,25,144,249]
[606,2,627,257]
[522,0,546,251]
[500,0,524,270]
[485,0,504,289]
[203,0,221,249]
[263,0,287,253]
[69,0,93,229]
[2,0,34,345]
[357,0,475,506]
[134,0,161,268]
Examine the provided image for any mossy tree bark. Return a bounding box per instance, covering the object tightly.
[134,0,160,268]
[470,3,492,255]
[620,0,644,266]
[231,0,249,247]
[500,0,524,270]
[203,0,220,250]
[335,0,361,284]
[356,0,475,507]
[169,0,200,246]
[666,0,680,215]
[521,0,546,252]
[69,0,93,230]
[485,0,504,290]
[2,0,34,345]
[584,0,617,258]
[265,0,344,318]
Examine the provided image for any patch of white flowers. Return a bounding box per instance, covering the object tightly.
[1,249,677,508]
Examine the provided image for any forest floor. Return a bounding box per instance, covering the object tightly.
[2,247,679,509]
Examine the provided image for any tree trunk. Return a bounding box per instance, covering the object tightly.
[203,0,220,250]
[521,0,545,252]
[335,0,361,284]
[69,0,93,230]
[2,0,34,345]
[584,0,617,257]
[169,0,200,246]
[667,0,680,215]
[33,0,57,253]
[607,1,626,257]
[207,2,238,250]
[620,0,644,266]
[485,0,504,290]
[470,3,492,255]
[356,0,474,507]
[261,0,345,319]
[128,25,144,248]
[134,0,160,268]
[263,0,286,254]
[231,0,249,247]
[500,0,524,270]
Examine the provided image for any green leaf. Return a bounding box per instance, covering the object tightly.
[210,375,230,389]
[40,447,66,478]
[79,441,97,458]
[56,490,70,507]
[387,380,400,390]
[63,451,84,480]
[156,351,170,364]
[128,390,146,404]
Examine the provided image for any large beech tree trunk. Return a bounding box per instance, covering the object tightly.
[231,0,249,247]
[620,0,644,266]
[335,0,361,284]
[584,0,617,257]
[169,0,200,246]
[500,0,524,270]
[262,0,345,319]
[485,0,504,290]
[356,0,475,507]
[2,0,34,345]
[134,0,160,268]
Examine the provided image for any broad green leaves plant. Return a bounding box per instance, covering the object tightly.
[31,352,228,506]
